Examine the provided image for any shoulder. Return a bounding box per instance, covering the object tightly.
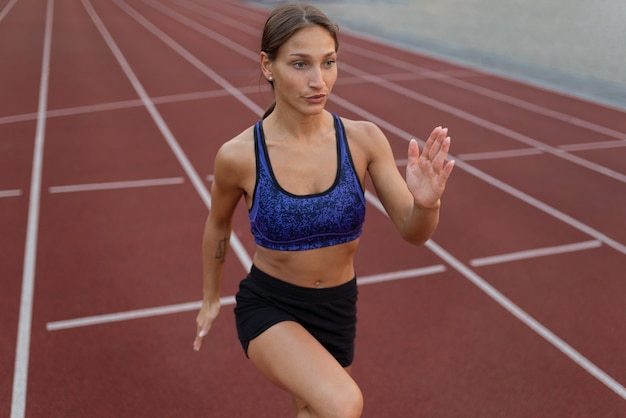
[337,116,392,164]
[339,117,384,140]
[213,125,256,187]
[216,126,254,166]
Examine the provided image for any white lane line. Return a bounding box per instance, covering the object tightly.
[340,42,626,142]
[48,177,184,194]
[365,189,626,400]
[470,240,603,267]
[82,0,254,269]
[0,0,18,22]
[0,189,23,198]
[149,0,626,257]
[334,94,626,256]
[426,239,626,400]
[458,148,544,161]
[115,0,262,115]
[559,140,626,152]
[178,0,626,171]
[0,85,268,126]
[75,0,626,397]
[46,297,230,331]
[45,266,446,331]
[357,265,446,285]
[339,61,626,184]
[11,0,54,417]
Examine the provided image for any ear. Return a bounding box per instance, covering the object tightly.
[260,52,273,81]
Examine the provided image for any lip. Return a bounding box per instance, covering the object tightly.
[304,94,326,104]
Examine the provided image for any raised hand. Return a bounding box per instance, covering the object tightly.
[405,127,455,208]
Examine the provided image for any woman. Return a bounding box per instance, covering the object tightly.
[193,4,455,417]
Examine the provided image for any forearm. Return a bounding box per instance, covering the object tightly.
[201,216,231,303]
[399,198,441,246]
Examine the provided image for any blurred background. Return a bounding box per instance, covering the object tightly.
[252,0,626,110]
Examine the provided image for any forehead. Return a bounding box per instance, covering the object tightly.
[280,25,336,56]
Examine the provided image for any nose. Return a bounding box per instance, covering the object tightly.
[309,67,325,89]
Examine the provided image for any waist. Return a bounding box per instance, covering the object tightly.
[249,264,358,301]
[252,240,359,288]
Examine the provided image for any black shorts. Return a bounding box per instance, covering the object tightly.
[234,265,358,367]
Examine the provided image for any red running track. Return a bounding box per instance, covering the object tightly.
[1,0,626,416]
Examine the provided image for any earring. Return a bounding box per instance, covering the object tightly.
[268,76,273,82]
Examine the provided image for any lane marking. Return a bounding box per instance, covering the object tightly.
[46,298,230,331]
[0,87,261,125]
[458,148,544,161]
[357,265,446,285]
[115,0,262,114]
[41,0,624,403]
[332,94,626,256]
[0,0,18,22]
[138,9,626,396]
[48,177,184,194]
[182,0,626,143]
[11,0,54,417]
[82,0,254,269]
[426,239,626,400]
[0,189,23,198]
[339,61,626,184]
[166,7,626,397]
[559,140,626,152]
[148,0,626,256]
[470,240,603,267]
[341,43,626,142]
[363,190,626,400]
[46,265,446,331]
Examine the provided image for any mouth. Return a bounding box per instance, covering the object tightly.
[304,94,326,103]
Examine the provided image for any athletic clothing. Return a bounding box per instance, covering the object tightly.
[234,265,358,367]
[248,113,366,251]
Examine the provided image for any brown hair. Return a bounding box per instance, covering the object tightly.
[261,3,339,118]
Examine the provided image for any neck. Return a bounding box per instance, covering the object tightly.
[264,108,332,142]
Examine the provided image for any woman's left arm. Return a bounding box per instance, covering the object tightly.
[366,125,455,245]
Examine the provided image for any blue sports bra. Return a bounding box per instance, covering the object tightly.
[249,114,366,251]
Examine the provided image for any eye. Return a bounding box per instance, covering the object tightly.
[324,60,336,68]
[293,61,306,69]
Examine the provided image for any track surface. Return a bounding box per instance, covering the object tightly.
[2,0,625,417]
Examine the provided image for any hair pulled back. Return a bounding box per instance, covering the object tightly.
[261,4,339,118]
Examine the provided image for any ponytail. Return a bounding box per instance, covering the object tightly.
[263,101,276,119]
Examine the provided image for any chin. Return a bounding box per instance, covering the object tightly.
[301,103,327,115]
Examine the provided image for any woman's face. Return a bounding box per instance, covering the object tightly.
[263,25,338,116]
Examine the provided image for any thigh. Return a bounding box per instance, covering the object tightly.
[247,321,361,412]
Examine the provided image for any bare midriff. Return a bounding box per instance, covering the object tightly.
[252,239,359,288]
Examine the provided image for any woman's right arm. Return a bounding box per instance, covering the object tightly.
[193,138,249,351]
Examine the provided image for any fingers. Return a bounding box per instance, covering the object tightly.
[432,136,452,171]
[413,127,452,173]
[193,327,209,351]
[440,159,455,182]
[193,302,221,351]
[426,127,448,161]
[407,138,420,165]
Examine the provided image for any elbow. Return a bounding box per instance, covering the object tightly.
[410,236,430,246]
[402,232,431,247]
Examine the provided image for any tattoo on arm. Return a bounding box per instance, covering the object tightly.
[215,237,228,263]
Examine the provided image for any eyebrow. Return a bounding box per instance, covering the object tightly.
[288,51,337,58]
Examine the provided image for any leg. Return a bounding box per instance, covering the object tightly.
[292,366,353,417]
[248,321,363,418]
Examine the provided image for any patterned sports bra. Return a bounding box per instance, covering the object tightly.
[248,114,366,251]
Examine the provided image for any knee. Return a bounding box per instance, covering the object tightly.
[323,382,363,418]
